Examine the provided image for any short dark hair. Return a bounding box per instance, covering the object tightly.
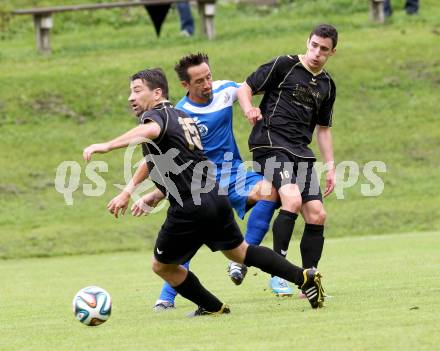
[174,53,210,82]
[310,24,338,49]
[131,68,169,99]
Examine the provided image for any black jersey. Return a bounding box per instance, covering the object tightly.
[140,101,215,205]
[246,55,336,160]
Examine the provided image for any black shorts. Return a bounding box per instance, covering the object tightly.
[253,148,322,203]
[153,192,244,264]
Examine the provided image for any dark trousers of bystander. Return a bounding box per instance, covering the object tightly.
[384,0,419,17]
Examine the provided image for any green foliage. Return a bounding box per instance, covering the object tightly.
[1,0,440,259]
[0,232,439,350]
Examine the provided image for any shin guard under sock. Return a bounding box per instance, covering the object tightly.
[244,200,278,245]
[300,223,325,268]
[158,261,190,303]
[173,271,222,312]
[244,244,304,287]
[272,209,298,257]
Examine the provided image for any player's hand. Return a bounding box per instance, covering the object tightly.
[107,191,130,218]
[323,168,335,197]
[83,143,110,162]
[131,193,158,217]
[245,107,262,126]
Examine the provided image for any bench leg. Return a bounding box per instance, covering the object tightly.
[198,2,215,40]
[370,0,385,23]
[34,14,53,53]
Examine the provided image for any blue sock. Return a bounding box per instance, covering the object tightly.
[244,200,278,246]
[157,261,190,304]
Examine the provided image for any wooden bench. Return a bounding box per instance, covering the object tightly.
[12,0,216,54]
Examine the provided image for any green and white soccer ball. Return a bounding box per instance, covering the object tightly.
[72,286,112,326]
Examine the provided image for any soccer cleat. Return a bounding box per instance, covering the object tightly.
[301,268,325,308]
[153,300,175,312]
[227,262,248,285]
[269,276,293,296]
[187,304,231,317]
[299,289,332,300]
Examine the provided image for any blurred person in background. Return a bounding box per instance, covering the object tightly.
[384,0,419,17]
[176,2,194,36]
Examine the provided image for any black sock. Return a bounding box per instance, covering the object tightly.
[244,245,304,287]
[272,210,298,257]
[300,223,325,268]
[173,271,223,312]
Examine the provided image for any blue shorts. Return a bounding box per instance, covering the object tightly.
[218,170,263,219]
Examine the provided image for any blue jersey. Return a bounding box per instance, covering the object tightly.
[176,80,263,219]
[176,80,243,182]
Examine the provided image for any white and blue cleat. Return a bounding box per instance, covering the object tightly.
[269,276,293,297]
[227,262,248,285]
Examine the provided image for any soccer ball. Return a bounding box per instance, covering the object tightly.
[72,286,112,326]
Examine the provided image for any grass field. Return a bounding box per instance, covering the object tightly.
[1,0,440,258]
[1,2,440,349]
[1,231,439,351]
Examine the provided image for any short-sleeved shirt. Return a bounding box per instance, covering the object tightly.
[176,80,242,176]
[176,80,263,218]
[246,55,336,160]
[139,101,215,205]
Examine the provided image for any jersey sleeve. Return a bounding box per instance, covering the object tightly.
[213,80,241,102]
[229,81,241,102]
[317,79,336,127]
[140,110,166,138]
[245,56,283,94]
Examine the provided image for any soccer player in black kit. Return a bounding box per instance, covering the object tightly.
[238,24,338,297]
[83,68,325,316]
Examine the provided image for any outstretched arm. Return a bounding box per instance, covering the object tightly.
[82,122,161,162]
[237,82,262,126]
[316,125,335,197]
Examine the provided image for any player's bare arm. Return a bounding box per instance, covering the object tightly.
[316,125,335,197]
[237,82,262,126]
[107,159,149,218]
[82,122,161,162]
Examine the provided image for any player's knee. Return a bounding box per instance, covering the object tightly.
[151,258,166,276]
[278,184,302,212]
[256,180,279,202]
[280,193,302,212]
[308,208,327,225]
[247,180,275,204]
[284,198,302,212]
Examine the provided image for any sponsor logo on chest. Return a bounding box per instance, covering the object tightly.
[193,116,209,137]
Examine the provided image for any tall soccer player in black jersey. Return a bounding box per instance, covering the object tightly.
[83,68,326,314]
[237,24,338,297]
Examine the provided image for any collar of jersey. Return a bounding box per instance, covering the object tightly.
[297,55,323,76]
[184,94,213,107]
[153,100,173,110]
